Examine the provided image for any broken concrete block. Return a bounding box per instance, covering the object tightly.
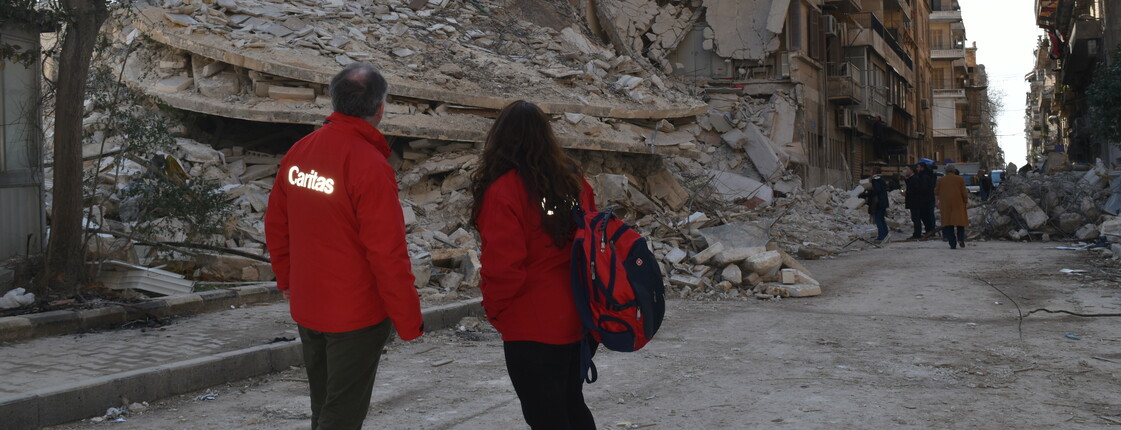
[430,248,469,267]
[1101,217,1121,242]
[793,270,818,286]
[844,196,865,210]
[154,76,193,93]
[462,250,481,288]
[176,138,222,164]
[645,168,689,211]
[412,259,433,288]
[713,246,765,266]
[1076,224,1100,241]
[440,271,464,290]
[779,268,796,284]
[723,123,785,182]
[743,250,782,276]
[664,247,687,265]
[268,86,316,102]
[197,72,241,98]
[721,264,742,285]
[669,274,703,288]
[402,204,417,227]
[777,250,814,279]
[1057,212,1086,234]
[745,272,762,287]
[707,170,773,204]
[198,253,263,281]
[698,221,770,251]
[1007,194,1049,229]
[763,283,821,298]
[693,242,724,265]
[708,111,734,133]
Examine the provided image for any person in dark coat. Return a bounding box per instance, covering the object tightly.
[905,162,937,238]
[859,166,890,242]
[978,167,994,201]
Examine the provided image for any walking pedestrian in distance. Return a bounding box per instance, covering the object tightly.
[935,165,970,249]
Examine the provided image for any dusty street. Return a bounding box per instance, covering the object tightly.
[47,240,1121,429]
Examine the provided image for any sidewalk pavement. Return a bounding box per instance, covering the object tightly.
[0,287,483,430]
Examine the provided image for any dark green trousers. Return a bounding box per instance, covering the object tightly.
[298,319,392,430]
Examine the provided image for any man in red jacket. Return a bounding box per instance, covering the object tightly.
[265,62,424,430]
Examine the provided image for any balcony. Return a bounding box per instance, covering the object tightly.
[930,10,963,22]
[1037,0,1060,27]
[934,127,969,138]
[933,88,966,98]
[848,13,914,73]
[824,0,862,13]
[931,43,966,59]
[827,62,863,105]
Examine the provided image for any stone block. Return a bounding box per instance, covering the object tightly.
[713,246,765,266]
[402,204,417,227]
[268,86,316,102]
[154,76,193,93]
[462,250,481,288]
[743,250,782,276]
[664,247,687,264]
[745,272,761,287]
[1101,217,1121,242]
[1076,224,1100,241]
[197,72,241,98]
[721,264,742,285]
[780,268,796,284]
[669,274,702,288]
[1007,194,1049,229]
[692,242,724,265]
[763,283,821,298]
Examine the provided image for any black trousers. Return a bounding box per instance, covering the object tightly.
[943,226,966,248]
[299,319,392,430]
[504,341,596,430]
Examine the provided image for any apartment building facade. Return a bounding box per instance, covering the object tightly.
[1030,0,1121,168]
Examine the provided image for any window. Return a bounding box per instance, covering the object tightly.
[787,0,802,51]
[808,8,824,61]
[1,31,38,172]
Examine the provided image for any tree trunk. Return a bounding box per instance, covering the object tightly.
[45,0,108,294]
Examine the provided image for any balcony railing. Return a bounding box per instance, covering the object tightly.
[930,10,962,21]
[932,46,966,59]
[933,127,969,138]
[933,88,966,98]
[849,13,913,70]
[827,62,863,105]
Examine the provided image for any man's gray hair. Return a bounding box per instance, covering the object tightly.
[329,62,388,118]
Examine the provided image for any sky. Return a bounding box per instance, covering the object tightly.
[958,1,1040,166]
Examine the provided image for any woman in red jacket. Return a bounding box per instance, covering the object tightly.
[470,100,597,429]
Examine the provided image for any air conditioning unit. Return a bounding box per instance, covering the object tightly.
[921,98,930,109]
[824,15,840,37]
[837,108,857,129]
[777,52,791,79]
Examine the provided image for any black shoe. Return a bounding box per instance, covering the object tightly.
[909,235,922,240]
[950,245,957,249]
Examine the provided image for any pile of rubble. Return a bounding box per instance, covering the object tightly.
[35,0,891,305]
[973,168,1112,242]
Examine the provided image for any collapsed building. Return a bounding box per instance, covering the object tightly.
[29,0,1007,304]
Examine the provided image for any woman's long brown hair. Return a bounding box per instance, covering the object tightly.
[470,100,584,247]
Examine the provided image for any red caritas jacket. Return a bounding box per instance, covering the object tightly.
[265,112,423,339]
[476,170,596,345]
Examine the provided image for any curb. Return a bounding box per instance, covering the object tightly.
[0,297,484,430]
[0,284,284,343]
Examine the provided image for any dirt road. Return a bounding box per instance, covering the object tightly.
[47,240,1121,429]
